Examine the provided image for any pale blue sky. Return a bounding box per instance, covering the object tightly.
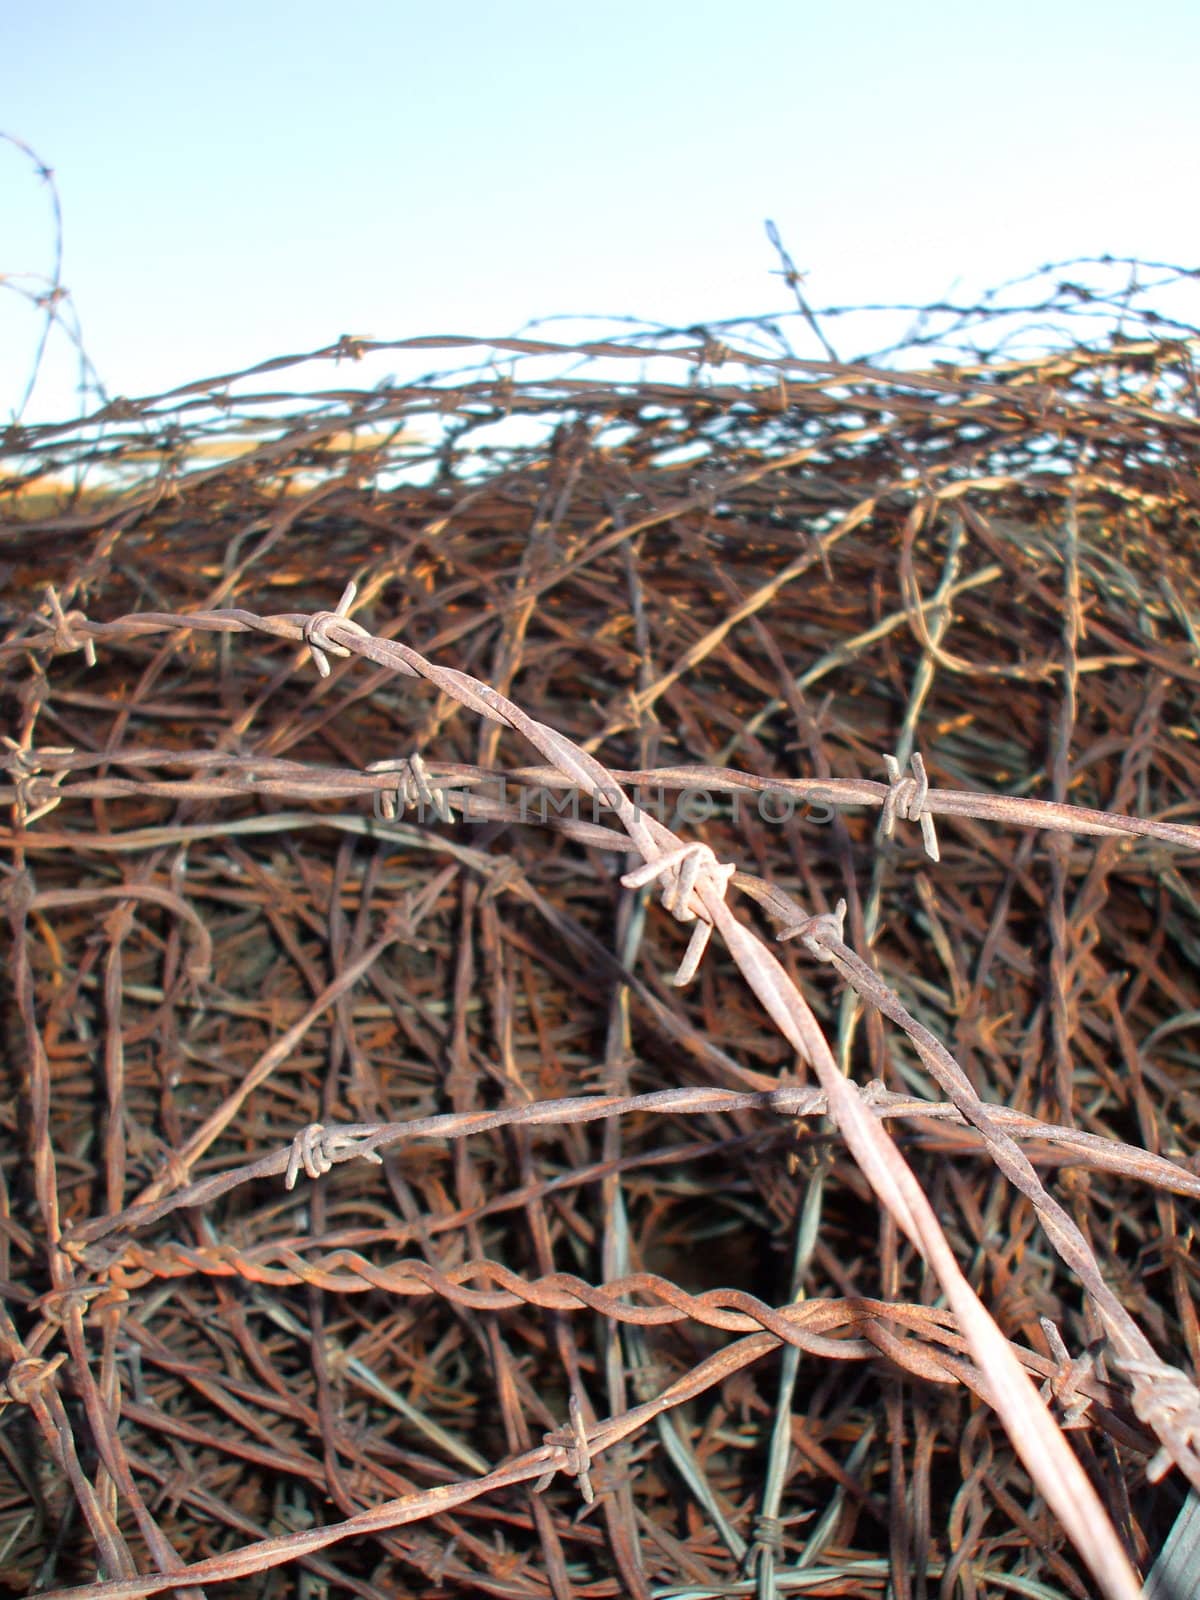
[3,0,1198,423]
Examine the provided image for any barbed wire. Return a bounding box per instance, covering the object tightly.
[4,269,1200,1597]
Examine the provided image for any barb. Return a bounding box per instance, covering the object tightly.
[302,581,373,677]
[283,1123,384,1191]
[621,842,736,985]
[366,752,455,824]
[536,1395,595,1504]
[879,751,940,861]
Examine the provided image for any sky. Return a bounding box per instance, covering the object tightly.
[3,0,1199,426]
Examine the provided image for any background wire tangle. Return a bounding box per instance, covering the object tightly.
[4,279,1200,1599]
[20,590,1191,1600]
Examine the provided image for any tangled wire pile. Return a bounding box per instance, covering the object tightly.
[3,263,1200,1599]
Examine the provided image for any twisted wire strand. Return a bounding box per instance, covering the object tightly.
[82,1242,1153,1457]
[91,1241,1136,1420]
[110,1243,879,1350]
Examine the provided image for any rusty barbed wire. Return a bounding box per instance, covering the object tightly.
[3,263,1200,1597]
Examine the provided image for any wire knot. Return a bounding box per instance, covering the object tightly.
[43,585,97,667]
[367,751,454,823]
[1,738,74,826]
[304,581,372,677]
[2,1354,67,1406]
[776,896,847,963]
[744,1509,812,1572]
[1118,1353,1200,1481]
[535,1394,595,1504]
[1037,1318,1097,1427]
[621,842,735,986]
[32,1284,127,1324]
[880,751,939,861]
[751,1514,783,1552]
[284,1123,384,1191]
